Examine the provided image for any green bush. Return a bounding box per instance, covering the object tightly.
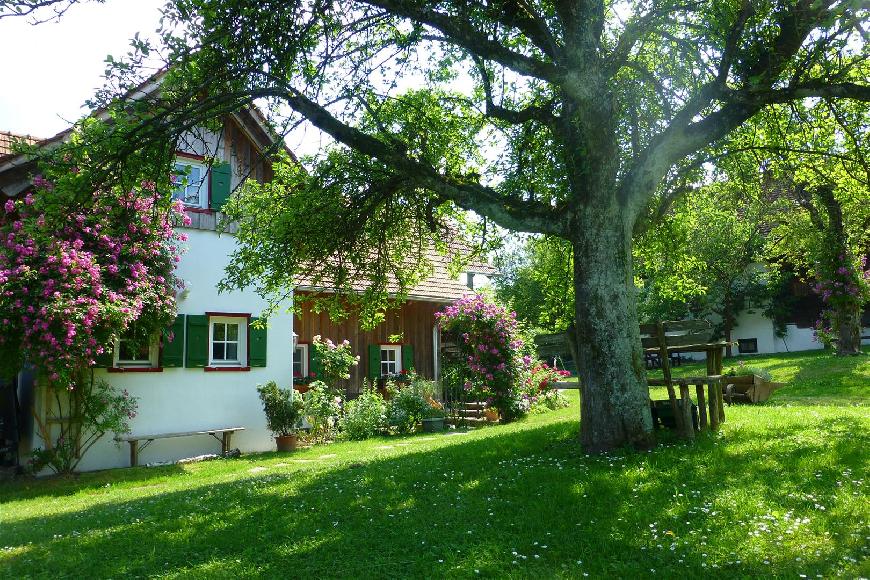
[340,385,386,440]
[303,381,342,442]
[30,376,138,474]
[257,381,303,436]
[725,362,773,381]
[529,389,570,414]
[386,383,429,434]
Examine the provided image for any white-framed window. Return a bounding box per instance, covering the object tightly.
[171,159,208,208]
[293,343,309,378]
[380,345,402,376]
[115,330,159,368]
[209,316,247,366]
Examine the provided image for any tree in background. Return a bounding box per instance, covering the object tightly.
[733,98,870,356]
[636,178,773,355]
[501,179,772,358]
[495,236,573,332]
[13,0,869,451]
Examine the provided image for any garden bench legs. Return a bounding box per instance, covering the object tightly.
[127,438,155,467]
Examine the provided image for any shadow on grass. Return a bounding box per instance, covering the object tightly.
[0,463,186,504]
[1,408,867,578]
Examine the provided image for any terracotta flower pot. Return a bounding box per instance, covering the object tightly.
[275,434,297,452]
[294,385,310,394]
[484,408,499,422]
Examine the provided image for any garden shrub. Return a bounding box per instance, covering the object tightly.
[303,381,342,442]
[30,376,138,474]
[257,381,303,437]
[406,372,439,401]
[0,135,185,473]
[519,362,571,414]
[386,382,429,434]
[311,335,359,388]
[340,384,386,440]
[528,389,570,414]
[725,361,773,381]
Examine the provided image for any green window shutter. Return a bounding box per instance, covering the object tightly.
[185,314,209,368]
[310,346,324,381]
[161,315,186,368]
[209,162,232,211]
[249,317,267,367]
[402,344,415,372]
[94,344,114,368]
[368,344,381,380]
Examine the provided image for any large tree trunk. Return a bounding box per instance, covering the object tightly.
[571,204,654,453]
[834,302,862,356]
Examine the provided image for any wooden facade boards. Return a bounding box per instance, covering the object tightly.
[294,296,447,394]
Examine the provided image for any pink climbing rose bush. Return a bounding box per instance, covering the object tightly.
[436,293,528,421]
[811,253,870,347]
[0,116,191,474]
[0,177,187,386]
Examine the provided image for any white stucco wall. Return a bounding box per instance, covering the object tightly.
[31,227,294,472]
[731,309,824,355]
[730,309,778,354]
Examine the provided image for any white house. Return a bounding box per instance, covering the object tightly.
[728,282,869,356]
[0,104,297,472]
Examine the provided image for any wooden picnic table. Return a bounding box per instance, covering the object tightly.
[640,321,731,438]
[116,427,245,467]
[643,341,728,376]
[644,340,728,431]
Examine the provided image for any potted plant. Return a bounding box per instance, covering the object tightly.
[257,381,304,451]
[421,402,446,432]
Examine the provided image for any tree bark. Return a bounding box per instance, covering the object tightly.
[571,203,654,453]
[834,302,862,356]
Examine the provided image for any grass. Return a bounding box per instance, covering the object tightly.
[1,351,868,578]
[655,347,870,405]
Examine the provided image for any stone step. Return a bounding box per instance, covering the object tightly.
[446,416,498,426]
[455,409,486,418]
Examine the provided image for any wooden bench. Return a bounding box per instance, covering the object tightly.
[116,427,245,467]
[640,320,728,439]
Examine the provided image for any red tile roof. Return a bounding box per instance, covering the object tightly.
[0,131,44,161]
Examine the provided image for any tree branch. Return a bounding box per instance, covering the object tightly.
[0,0,94,22]
[724,82,870,104]
[716,0,754,85]
[493,0,562,62]
[360,0,562,82]
[475,57,558,127]
[621,0,847,216]
[265,86,566,235]
[606,3,700,77]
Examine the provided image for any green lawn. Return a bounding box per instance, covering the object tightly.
[1,350,868,578]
